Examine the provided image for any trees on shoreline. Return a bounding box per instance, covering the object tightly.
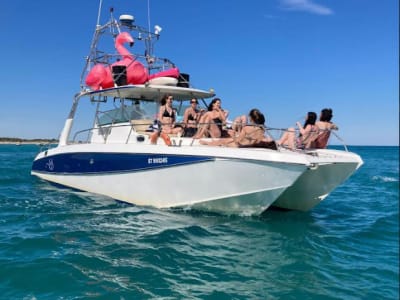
[0,137,58,144]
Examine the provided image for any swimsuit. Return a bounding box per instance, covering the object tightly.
[188,113,196,121]
[162,108,175,119]
[212,117,223,131]
[184,110,198,137]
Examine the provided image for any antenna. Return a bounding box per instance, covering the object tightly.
[96,0,103,26]
[147,0,151,35]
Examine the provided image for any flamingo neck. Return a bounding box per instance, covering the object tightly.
[116,44,133,60]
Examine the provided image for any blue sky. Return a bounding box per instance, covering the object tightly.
[0,0,398,145]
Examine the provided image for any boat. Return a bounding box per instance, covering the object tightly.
[272,146,363,211]
[31,4,363,215]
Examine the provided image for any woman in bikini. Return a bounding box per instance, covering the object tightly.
[277,111,319,149]
[158,95,182,135]
[150,94,182,144]
[193,98,229,139]
[182,98,203,137]
[199,109,271,147]
[313,108,338,148]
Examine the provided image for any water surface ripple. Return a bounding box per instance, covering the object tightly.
[0,145,398,299]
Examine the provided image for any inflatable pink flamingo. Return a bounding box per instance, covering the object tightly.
[85,31,180,90]
[113,32,148,85]
[85,64,113,90]
[85,32,148,90]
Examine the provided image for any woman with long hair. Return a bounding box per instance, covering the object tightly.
[193,98,229,139]
[200,109,272,147]
[313,108,338,148]
[277,111,319,149]
[150,94,183,145]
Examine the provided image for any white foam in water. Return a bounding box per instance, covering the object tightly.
[372,175,398,182]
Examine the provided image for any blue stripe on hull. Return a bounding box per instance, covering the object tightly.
[32,152,214,175]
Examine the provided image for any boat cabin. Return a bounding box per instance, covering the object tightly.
[67,85,214,146]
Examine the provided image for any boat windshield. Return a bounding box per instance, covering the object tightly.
[94,95,208,126]
[96,99,157,126]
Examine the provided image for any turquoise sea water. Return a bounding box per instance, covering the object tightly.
[0,145,398,299]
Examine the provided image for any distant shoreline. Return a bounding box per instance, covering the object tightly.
[0,138,58,145]
[0,142,57,145]
[0,138,397,147]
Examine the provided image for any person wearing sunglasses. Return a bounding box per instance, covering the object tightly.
[182,98,203,137]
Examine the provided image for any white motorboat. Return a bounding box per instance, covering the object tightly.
[31,4,363,215]
[31,6,310,216]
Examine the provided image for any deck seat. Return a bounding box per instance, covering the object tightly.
[130,119,153,133]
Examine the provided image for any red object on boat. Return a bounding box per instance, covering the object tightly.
[85,32,179,90]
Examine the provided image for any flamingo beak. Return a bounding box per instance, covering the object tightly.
[129,42,134,47]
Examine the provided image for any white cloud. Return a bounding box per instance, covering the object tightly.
[280,0,334,15]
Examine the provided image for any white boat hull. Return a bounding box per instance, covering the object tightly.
[32,144,308,216]
[272,149,363,211]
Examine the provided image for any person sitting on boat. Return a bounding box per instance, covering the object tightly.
[150,94,183,145]
[313,108,338,148]
[182,98,203,137]
[199,109,275,148]
[130,100,146,119]
[230,114,248,135]
[193,98,230,139]
[277,111,319,149]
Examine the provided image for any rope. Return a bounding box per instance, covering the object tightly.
[330,130,348,152]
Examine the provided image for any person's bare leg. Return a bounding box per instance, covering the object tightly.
[150,131,159,144]
[277,127,296,149]
[193,115,210,139]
